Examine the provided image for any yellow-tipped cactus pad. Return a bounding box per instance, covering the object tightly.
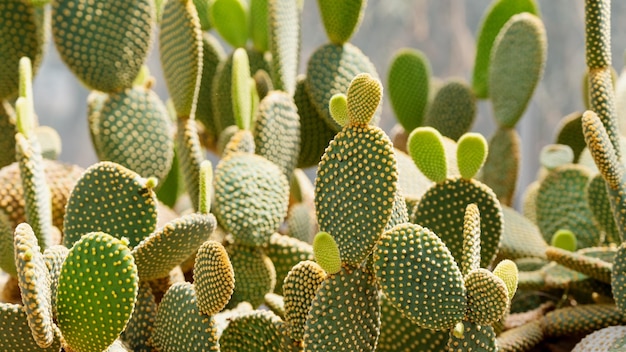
[492,259,519,301]
[464,268,509,325]
[346,73,383,126]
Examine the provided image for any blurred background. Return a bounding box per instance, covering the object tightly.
[32,0,626,206]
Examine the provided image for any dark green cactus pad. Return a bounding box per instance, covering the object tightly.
[0,302,62,351]
[306,43,379,131]
[13,223,54,348]
[412,177,503,268]
[62,161,158,248]
[546,246,612,284]
[471,0,539,98]
[267,232,314,295]
[195,33,226,146]
[194,240,235,316]
[541,304,626,338]
[219,310,284,352]
[588,174,620,244]
[52,0,153,92]
[496,321,544,352]
[253,91,301,178]
[387,48,430,132]
[0,210,16,276]
[210,0,248,48]
[254,69,274,100]
[227,244,276,308]
[160,0,203,117]
[56,232,139,352]
[193,0,211,30]
[374,223,466,330]
[303,266,380,352]
[535,164,600,248]
[612,242,626,313]
[317,0,365,45]
[585,0,611,69]
[489,13,546,127]
[479,127,520,206]
[294,76,336,168]
[95,86,174,181]
[132,213,217,280]
[268,0,299,94]
[152,282,219,352]
[0,1,46,99]
[120,281,157,352]
[315,125,397,266]
[588,69,621,159]
[283,260,326,341]
[214,153,289,247]
[447,321,497,352]
[376,295,448,352]
[556,111,585,162]
[461,204,481,276]
[384,188,409,232]
[264,292,285,320]
[424,79,476,141]
[176,118,204,212]
[499,206,548,260]
[0,102,16,168]
[464,268,508,325]
[42,245,68,319]
[250,0,268,51]
[146,266,186,304]
[573,326,626,352]
[286,202,317,243]
[222,129,256,157]
[155,149,184,209]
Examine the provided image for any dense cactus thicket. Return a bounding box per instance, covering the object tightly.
[3,0,626,351]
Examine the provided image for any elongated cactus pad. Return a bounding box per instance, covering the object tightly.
[572,326,626,352]
[0,210,16,276]
[585,0,611,69]
[56,232,138,352]
[210,0,248,48]
[588,69,621,159]
[176,118,204,211]
[227,244,276,308]
[461,203,481,276]
[425,79,476,140]
[447,320,497,352]
[283,260,326,341]
[303,266,380,352]
[194,240,235,316]
[268,0,299,94]
[52,0,153,92]
[250,0,268,51]
[120,281,157,352]
[152,282,219,352]
[496,321,544,352]
[0,302,61,351]
[480,127,520,206]
[546,246,612,284]
[374,223,466,330]
[317,0,365,44]
[465,268,509,325]
[219,310,284,352]
[266,232,314,294]
[612,242,626,313]
[232,48,253,130]
[588,174,620,244]
[457,133,488,180]
[407,126,447,183]
[62,161,158,248]
[195,33,226,145]
[541,304,626,338]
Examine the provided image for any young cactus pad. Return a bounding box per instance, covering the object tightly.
[317,0,366,45]
[407,126,447,183]
[210,0,248,48]
[219,310,284,352]
[312,231,341,274]
[56,232,139,352]
[346,73,383,126]
[283,260,327,341]
[193,240,235,316]
[464,268,509,325]
[457,133,488,180]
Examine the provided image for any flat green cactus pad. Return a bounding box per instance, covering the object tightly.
[546,246,612,284]
[266,232,314,294]
[268,0,299,94]
[472,0,539,98]
[176,117,204,212]
[160,0,203,117]
[457,133,488,180]
[312,232,342,275]
[412,177,503,268]
[152,282,219,352]
[94,86,173,181]
[210,0,248,48]
[480,127,520,206]
[496,321,544,352]
[612,242,626,313]
[283,260,327,341]
[493,259,519,301]
[0,210,16,276]
[195,33,226,145]
[374,223,466,330]
[13,223,54,348]
[62,161,158,249]
[306,43,379,131]
[250,0,268,51]
[585,0,611,69]
[317,0,365,45]
[227,244,276,308]
[424,79,476,141]
[315,125,397,266]
[303,266,380,352]
[194,240,235,316]
[0,302,61,351]
[52,0,152,92]
[232,48,252,131]
[286,202,316,243]
[264,293,285,319]
[461,204,481,276]
[120,281,157,352]
[222,129,256,157]
[465,268,509,325]
[407,126,447,184]
[385,189,409,232]
[588,174,621,244]
[253,91,301,178]
[219,310,284,352]
[133,213,217,280]
[0,102,16,168]
[499,206,547,260]
[447,321,497,352]
[541,304,626,338]
[387,48,430,132]
[214,153,289,247]
[556,111,586,162]
[572,326,626,352]
[43,245,68,318]
[56,232,139,352]
[346,73,383,126]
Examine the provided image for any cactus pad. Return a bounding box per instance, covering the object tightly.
[424,79,476,140]
[541,304,626,338]
[195,33,226,144]
[457,133,488,180]
[176,118,205,212]
[499,206,547,259]
[232,48,252,131]
[572,326,626,352]
[588,174,620,244]
[585,0,611,69]
[219,310,284,352]
[480,127,520,206]
[268,0,299,94]
[317,0,365,44]
[0,102,16,168]
[461,204,481,276]
[283,260,327,340]
[374,223,466,330]
[556,111,586,162]
[120,281,157,352]
[346,73,383,126]
[0,303,61,351]
[496,321,544,352]
[612,242,626,313]
[447,321,497,351]
[464,268,509,325]
[266,233,314,294]
[227,244,276,308]
[492,259,519,300]
[546,246,612,284]
[210,0,248,48]
[194,240,235,316]
[56,232,138,352]
[329,93,349,127]
[407,126,447,183]
[0,210,16,276]
[264,293,285,319]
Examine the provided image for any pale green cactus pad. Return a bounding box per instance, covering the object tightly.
[195,33,226,145]
[120,281,157,352]
[541,304,626,338]
[132,213,217,280]
[266,232,314,294]
[556,111,585,162]
[315,124,397,266]
[52,0,153,92]
[283,260,326,341]
[480,127,521,206]
[492,259,519,301]
[94,86,174,181]
[176,118,204,212]
[231,48,253,131]
[612,242,626,313]
[489,13,546,127]
[546,246,612,284]
[210,0,248,48]
[346,73,383,126]
[461,204,481,276]
[496,321,544,352]
[250,0,268,51]
[457,133,488,180]
[0,303,61,351]
[253,91,301,178]
[303,266,380,352]
[306,43,379,131]
[588,174,621,244]
[424,79,476,141]
[214,153,289,247]
[572,326,626,352]
[387,48,431,132]
[407,126,447,183]
[472,0,539,98]
[0,102,16,168]
[499,206,547,260]
[56,232,139,352]
[13,223,54,348]
[152,282,219,352]
[465,268,509,325]
[312,231,341,275]
[447,321,497,352]
[62,161,158,248]
[317,0,365,45]
[227,244,276,308]
[194,240,235,316]
[268,0,300,94]
[160,0,203,117]
[219,310,284,352]
[374,223,466,330]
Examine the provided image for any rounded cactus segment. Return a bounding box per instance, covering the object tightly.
[222,129,256,157]
[346,73,383,126]
[499,205,547,260]
[496,321,544,352]
[13,223,54,348]
[457,133,488,180]
[329,93,349,127]
[227,244,276,308]
[303,266,380,352]
[540,144,575,171]
[407,127,447,183]
[447,320,497,352]
[214,153,289,247]
[62,161,158,249]
[132,213,217,280]
[489,13,547,128]
[56,232,139,352]
[268,0,300,94]
[541,304,626,338]
[120,281,157,352]
[546,246,612,284]
[572,326,626,352]
[283,260,327,341]
[465,268,509,325]
[194,240,234,316]
[588,175,620,244]
[210,0,248,48]
[0,302,62,351]
[219,310,284,352]
[551,229,577,252]
[492,259,519,300]
[585,0,611,69]
[556,111,586,162]
[387,48,431,132]
[317,0,365,44]
[461,204,481,276]
[152,282,219,352]
[52,0,153,92]
[315,125,397,266]
[312,232,341,274]
[266,233,314,294]
[424,79,476,141]
[42,245,68,319]
[176,117,204,212]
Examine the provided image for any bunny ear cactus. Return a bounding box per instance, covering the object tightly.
[195,33,226,147]
[461,204,482,276]
[424,79,476,141]
[447,321,497,352]
[556,111,586,163]
[266,233,314,294]
[283,260,327,341]
[0,302,62,351]
[219,310,284,352]
[268,0,300,95]
[226,243,276,308]
[587,174,621,244]
[480,127,521,206]
[176,117,205,212]
[210,0,248,48]
[193,240,235,316]
[0,102,16,169]
[120,281,157,351]
[317,0,366,45]
[407,127,447,183]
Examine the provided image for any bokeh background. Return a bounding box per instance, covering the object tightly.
[32,0,626,207]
